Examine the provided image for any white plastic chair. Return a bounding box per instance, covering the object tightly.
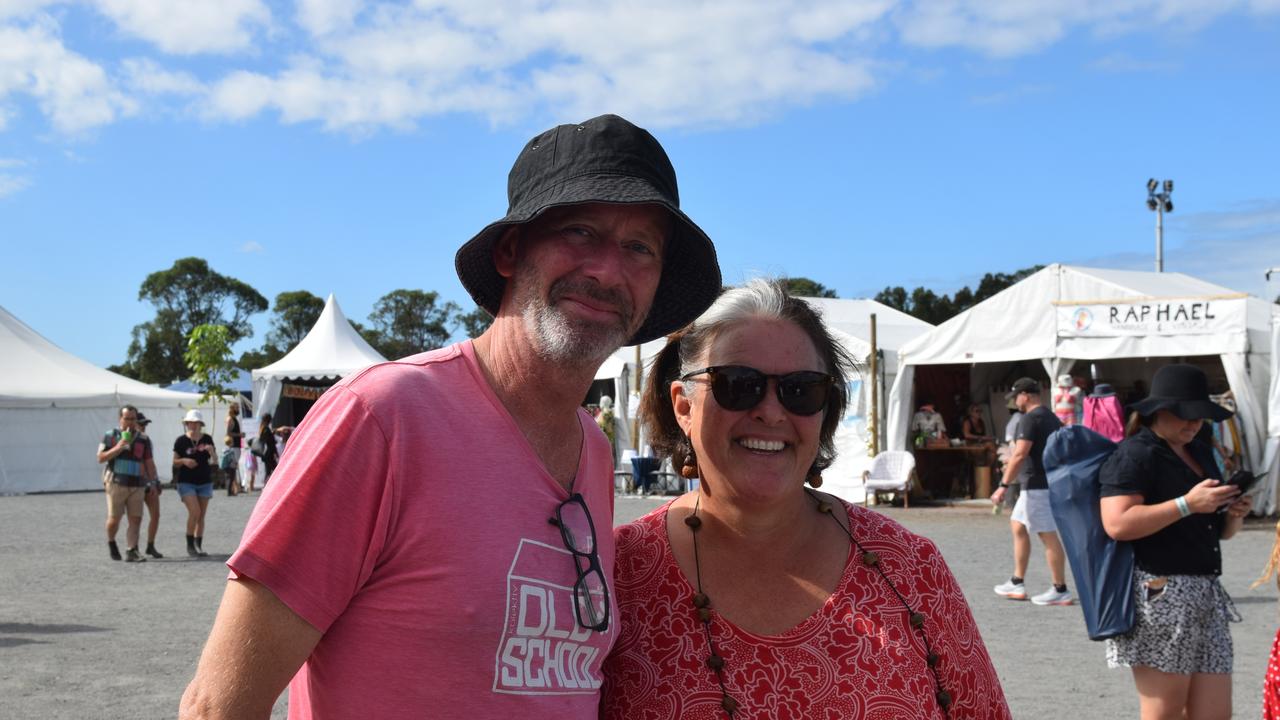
[863,451,917,508]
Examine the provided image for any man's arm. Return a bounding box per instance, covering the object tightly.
[96,437,126,464]
[990,438,1031,503]
[179,577,322,720]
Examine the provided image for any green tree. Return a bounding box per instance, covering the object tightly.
[455,306,493,339]
[266,290,325,352]
[184,324,238,406]
[874,265,1044,325]
[367,289,460,360]
[239,290,326,369]
[119,258,267,382]
[781,277,838,298]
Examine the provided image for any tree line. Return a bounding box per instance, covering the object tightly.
[109,258,493,384]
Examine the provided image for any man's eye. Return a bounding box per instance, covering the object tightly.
[627,241,657,256]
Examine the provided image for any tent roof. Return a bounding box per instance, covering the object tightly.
[897,264,1273,367]
[0,304,203,409]
[164,368,254,394]
[591,297,931,382]
[252,294,386,382]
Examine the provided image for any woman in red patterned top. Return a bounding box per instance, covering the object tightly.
[600,279,1009,720]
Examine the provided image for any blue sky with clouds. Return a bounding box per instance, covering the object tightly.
[2,0,1278,370]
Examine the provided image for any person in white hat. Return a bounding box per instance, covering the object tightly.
[174,409,215,557]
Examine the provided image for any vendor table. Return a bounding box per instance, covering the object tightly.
[912,445,991,499]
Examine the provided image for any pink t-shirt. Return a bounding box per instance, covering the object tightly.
[229,341,619,719]
[601,499,1010,720]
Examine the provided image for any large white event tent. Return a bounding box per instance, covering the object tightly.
[1266,315,1280,513]
[592,297,933,496]
[0,305,206,494]
[252,294,386,422]
[887,265,1277,509]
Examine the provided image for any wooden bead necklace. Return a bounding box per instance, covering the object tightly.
[685,488,952,718]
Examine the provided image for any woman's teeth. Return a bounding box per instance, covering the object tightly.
[738,438,784,452]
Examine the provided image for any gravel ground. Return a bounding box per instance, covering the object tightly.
[1,490,1275,719]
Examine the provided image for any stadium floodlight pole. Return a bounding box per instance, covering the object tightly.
[1266,267,1280,282]
[1146,178,1174,272]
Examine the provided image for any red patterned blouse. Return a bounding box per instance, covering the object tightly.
[601,499,1010,720]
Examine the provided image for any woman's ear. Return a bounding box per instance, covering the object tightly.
[671,381,694,436]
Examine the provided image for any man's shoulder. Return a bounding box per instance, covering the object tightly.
[339,343,469,392]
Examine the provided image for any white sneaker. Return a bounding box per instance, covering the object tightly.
[1031,587,1074,606]
[993,580,1027,600]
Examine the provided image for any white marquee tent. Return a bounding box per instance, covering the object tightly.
[887,265,1276,508]
[1265,314,1280,512]
[592,297,933,498]
[252,294,387,421]
[0,304,208,494]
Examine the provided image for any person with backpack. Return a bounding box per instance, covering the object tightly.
[1098,364,1251,720]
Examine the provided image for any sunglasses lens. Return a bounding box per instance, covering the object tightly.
[777,373,831,416]
[556,498,596,554]
[710,367,768,411]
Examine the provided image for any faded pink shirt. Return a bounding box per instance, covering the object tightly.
[229,341,619,719]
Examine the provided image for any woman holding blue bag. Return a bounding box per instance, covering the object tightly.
[1099,364,1251,720]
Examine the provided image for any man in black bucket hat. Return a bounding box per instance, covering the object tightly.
[183,114,721,719]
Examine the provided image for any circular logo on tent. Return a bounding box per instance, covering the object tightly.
[1072,308,1093,331]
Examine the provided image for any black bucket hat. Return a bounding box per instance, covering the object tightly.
[454,114,721,346]
[1131,364,1231,421]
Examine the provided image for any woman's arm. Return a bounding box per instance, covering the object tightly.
[1101,479,1240,541]
[1221,494,1253,540]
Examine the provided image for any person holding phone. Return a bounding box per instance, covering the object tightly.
[175,409,216,557]
[1099,364,1251,720]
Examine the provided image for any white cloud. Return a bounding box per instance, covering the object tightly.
[4,0,1280,135]
[894,0,1276,58]
[0,171,30,197]
[239,240,265,254]
[90,0,272,55]
[296,0,364,37]
[121,57,204,95]
[0,20,136,134]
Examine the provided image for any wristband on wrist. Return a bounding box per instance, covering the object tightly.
[1175,495,1191,518]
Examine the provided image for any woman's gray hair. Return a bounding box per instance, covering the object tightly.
[640,278,857,477]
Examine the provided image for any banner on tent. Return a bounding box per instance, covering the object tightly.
[282,383,327,401]
[1055,296,1246,338]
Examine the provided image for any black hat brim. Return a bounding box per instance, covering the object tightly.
[1131,397,1232,422]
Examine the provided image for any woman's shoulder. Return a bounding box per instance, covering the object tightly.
[614,502,671,549]
[838,498,941,557]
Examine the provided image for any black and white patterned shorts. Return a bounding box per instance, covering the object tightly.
[1106,568,1237,675]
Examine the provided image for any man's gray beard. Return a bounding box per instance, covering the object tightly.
[522,301,627,369]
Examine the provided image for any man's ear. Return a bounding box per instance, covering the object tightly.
[493,227,521,279]
[671,381,694,436]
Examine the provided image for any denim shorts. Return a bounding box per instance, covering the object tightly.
[177,482,213,499]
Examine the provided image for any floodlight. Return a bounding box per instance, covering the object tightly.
[1164,200,1173,213]
[1147,198,1159,211]
[1147,178,1158,192]
[1164,179,1173,192]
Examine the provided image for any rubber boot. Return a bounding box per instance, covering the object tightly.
[108,540,122,561]
[186,534,198,557]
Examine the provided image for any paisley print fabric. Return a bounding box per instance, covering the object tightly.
[600,499,1010,720]
[1105,568,1235,675]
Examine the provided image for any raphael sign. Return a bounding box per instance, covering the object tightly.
[1057,296,1245,338]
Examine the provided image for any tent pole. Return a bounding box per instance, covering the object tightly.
[631,344,641,450]
[869,314,879,456]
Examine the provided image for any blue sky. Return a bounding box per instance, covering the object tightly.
[2,1,1278,370]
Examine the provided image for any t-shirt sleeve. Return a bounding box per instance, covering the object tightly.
[228,385,394,633]
[1099,443,1150,498]
[1013,412,1034,443]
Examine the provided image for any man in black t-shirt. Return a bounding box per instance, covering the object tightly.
[989,378,1071,606]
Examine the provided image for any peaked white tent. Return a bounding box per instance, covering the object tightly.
[591,297,932,497]
[1265,312,1280,512]
[252,294,387,421]
[0,305,207,494]
[887,265,1275,507]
